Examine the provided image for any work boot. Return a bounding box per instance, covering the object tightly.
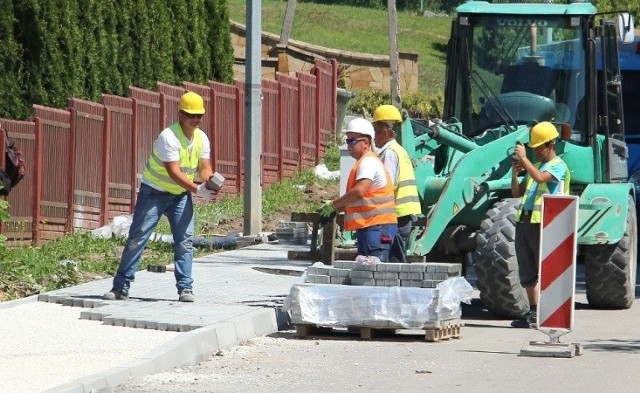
[102,288,128,301]
[179,290,195,302]
[511,310,536,328]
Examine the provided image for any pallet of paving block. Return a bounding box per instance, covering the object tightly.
[293,318,463,342]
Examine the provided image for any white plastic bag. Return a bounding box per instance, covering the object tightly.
[354,255,381,267]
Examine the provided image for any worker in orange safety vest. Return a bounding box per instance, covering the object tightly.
[319,117,398,262]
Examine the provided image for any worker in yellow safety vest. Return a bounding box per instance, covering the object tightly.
[372,104,422,262]
[104,91,220,303]
[510,121,570,328]
[319,117,398,262]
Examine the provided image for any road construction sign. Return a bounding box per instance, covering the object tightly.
[538,195,578,331]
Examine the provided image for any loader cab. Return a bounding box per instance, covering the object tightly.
[444,9,589,140]
[445,8,588,136]
[444,1,632,187]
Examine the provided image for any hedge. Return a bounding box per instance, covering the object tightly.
[1,0,234,120]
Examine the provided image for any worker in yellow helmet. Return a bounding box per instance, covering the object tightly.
[104,91,219,303]
[372,104,421,262]
[510,121,570,328]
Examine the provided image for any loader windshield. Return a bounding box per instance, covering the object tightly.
[453,15,586,137]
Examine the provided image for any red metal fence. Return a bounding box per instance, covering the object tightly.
[0,59,338,246]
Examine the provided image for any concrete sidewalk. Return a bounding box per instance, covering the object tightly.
[0,243,310,393]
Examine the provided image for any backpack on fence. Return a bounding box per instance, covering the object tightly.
[0,128,26,196]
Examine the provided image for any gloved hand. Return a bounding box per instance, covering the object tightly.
[196,183,216,200]
[318,200,336,217]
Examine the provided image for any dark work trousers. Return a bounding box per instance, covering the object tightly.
[515,212,541,287]
[389,214,414,263]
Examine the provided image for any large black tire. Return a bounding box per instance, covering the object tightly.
[585,196,637,309]
[474,198,529,318]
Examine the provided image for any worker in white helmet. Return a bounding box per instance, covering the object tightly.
[319,117,398,262]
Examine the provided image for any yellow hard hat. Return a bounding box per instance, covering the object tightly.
[372,104,402,123]
[528,121,559,148]
[179,91,205,115]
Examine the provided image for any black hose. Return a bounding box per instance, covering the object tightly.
[192,235,238,249]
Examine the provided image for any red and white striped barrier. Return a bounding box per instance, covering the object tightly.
[538,195,579,331]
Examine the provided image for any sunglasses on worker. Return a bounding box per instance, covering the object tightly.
[345,137,367,146]
[180,111,203,119]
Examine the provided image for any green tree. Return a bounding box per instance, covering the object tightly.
[146,0,174,85]
[206,0,234,84]
[78,0,109,101]
[14,0,84,109]
[593,0,640,24]
[0,0,26,119]
[127,0,173,88]
[110,0,135,96]
[5,0,234,116]
[171,1,211,84]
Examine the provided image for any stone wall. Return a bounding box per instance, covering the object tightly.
[230,21,419,94]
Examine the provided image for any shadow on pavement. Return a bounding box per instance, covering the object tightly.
[71,294,177,303]
[582,339,640,353]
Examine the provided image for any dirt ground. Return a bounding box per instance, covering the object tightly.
[211,181,340,235]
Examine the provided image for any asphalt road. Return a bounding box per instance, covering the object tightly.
[116,296,640,393]
[116,267,640,393]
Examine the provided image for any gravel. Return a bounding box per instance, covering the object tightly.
[0,301,181,393]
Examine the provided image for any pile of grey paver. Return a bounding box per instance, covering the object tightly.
[303,260,462,288]
[286,260,471,331]
[275,221,309,245]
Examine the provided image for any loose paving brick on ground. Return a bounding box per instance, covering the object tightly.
[39,243,311,332]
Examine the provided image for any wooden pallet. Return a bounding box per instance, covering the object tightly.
[293,321,463,342]
[423,323,463,342]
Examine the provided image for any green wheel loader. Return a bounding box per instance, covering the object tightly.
[402,0,637,318]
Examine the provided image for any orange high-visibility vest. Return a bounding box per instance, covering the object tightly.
[344,152,397,231]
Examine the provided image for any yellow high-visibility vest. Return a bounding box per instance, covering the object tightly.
[517,156,571,223]
[142,123,204,194]
[386,141,421,217]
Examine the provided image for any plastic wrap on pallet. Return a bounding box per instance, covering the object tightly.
[284,277,473,329]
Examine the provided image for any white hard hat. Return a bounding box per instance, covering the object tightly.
[345,117,375,139]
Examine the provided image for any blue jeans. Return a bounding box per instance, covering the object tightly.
[355,223,398,262]
[112,183,195,295]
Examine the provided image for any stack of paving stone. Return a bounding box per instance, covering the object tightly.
[275,221,309,245]
[285,275,473,330]
[303,260,461,288]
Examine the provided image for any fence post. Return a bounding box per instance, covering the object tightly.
[67,107,77,234]
[33,118,43,245]
[314,71,322,165]
[278,78,285,181]
[235,84,243,194]
[159,92,167,131]
[130,98,139,212]
[297,77,304,169]
[101,106,111,226]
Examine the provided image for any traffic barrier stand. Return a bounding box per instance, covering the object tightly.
[520,195,583,358]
